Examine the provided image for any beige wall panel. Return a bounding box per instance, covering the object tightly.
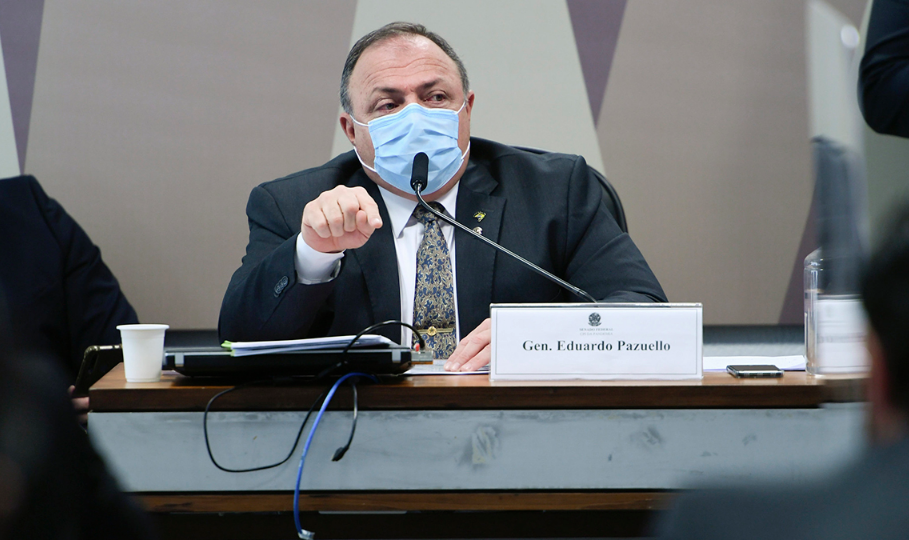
[26,1,356,328]
[0,32,20,177]
[599,0,813,324]
[824,0,870,25]
[330,0,606,174]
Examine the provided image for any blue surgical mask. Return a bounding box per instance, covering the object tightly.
[352,101,469,195]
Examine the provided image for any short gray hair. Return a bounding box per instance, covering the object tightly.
[340,22,470,115]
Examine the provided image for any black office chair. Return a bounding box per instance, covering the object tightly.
[515,146,628,233]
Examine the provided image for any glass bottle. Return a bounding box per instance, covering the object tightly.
[804,248,823,376]
[804,247,869,375]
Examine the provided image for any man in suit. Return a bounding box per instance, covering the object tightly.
[0,175,138,380]
[653,206,909,539]
[219,22,665,371]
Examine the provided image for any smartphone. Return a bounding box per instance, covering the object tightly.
[73,344,123,396]
[726,364,783,378]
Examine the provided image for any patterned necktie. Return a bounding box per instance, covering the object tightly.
[412,203,457,359]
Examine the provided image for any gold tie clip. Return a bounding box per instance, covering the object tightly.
[419,326,455,337]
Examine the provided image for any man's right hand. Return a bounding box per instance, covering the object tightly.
[301,186,383,253]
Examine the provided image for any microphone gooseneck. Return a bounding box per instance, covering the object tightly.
[408,154,597,303]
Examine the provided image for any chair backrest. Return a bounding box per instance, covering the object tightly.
[515,146,628,233]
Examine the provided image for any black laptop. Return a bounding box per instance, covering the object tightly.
[164,345,423,378]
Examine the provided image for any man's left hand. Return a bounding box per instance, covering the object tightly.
[444,318,491,372]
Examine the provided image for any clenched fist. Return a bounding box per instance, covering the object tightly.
[301,186,383,253]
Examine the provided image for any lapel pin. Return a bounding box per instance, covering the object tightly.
[473,211,486,222]
[473,226,483,235]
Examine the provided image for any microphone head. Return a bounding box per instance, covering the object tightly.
[411,152,429,193]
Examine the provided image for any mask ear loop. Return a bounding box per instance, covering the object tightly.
[347,113,378,172]
[460,141,471,161]
[353,146,378,174]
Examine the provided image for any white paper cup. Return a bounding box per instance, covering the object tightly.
[117,324,169,382]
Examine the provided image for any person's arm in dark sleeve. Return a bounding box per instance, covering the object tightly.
[30,177,138,375]
[218,184,336,342]
[859,0,909,136]
[563,157,667,303]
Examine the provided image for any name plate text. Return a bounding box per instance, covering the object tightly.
[490,303,702,381]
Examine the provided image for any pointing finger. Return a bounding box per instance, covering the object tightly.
[337,189,361,233]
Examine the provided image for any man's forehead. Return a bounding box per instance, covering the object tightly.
[351,35,459,89]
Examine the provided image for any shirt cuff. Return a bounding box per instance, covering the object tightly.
[294,233,344,284]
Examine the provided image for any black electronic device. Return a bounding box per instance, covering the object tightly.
[726,364,784,378]
[165,346,419,378]
[74,344,123,396]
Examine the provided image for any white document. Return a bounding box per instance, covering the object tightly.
[224,334,396,356]
[490,303,702,381]
[406,362,489,376]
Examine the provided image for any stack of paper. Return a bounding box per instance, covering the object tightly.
[223,334,396,356]
[406,361,490,376]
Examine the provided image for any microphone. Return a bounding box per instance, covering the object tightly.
[410,151,429,193]
[409,152,596,303]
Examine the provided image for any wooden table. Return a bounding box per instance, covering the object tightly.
[89,365,866,538]
[91,365,862,411]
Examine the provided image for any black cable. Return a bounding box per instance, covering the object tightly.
[316,320,427,379]
[318,322,419,461]
[203,379,328,473]
[205,324,411,472]
[342,319,427,353]
[331,378,358,461]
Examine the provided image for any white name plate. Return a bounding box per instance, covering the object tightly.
[490,303,703,381]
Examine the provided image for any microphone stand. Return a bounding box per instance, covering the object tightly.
[409,153,597,303]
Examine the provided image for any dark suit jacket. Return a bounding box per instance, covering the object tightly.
[0,175,138,379]
[860,0,909,137]
[219,138,666,343]
[653,436,909,540]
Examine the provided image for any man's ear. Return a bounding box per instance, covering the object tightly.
[340,113,357,145]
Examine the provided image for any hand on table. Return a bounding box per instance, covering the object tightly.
[301,186,383,253]
[444,318,491,372]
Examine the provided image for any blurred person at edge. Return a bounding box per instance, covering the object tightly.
[653,205,909,539]
[0,175,139,424]
[0,291,155,540]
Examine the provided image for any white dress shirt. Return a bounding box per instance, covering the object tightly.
[294,184,461,345]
